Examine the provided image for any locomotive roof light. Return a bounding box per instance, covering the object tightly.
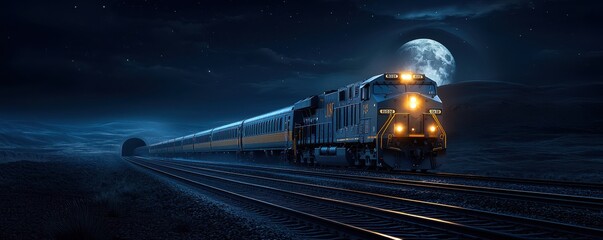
[385,72,425,82]
[401,73,413,81]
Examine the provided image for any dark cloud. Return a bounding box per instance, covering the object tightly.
[356,0,522,20]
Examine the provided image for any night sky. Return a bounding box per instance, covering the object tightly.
[3,0,602,125]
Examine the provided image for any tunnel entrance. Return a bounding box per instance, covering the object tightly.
[122,138,147,156]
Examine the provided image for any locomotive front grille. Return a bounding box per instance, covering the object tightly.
[377,112,446,150]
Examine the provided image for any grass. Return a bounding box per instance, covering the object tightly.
[49,200,108,240]
[93,176,138,218]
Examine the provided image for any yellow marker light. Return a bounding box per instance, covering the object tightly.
[408,96,418,109]
[395,124,404,133]
[401,73,412,81]
[429,125,437,132]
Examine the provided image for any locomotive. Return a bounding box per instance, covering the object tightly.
[130,72,447,171]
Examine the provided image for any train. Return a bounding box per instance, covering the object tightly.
[124,72,447,171]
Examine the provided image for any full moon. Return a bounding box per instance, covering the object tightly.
[397,39,456,86]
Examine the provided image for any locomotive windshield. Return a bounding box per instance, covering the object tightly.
[373,83,436,96]
[373,84,405,95]
[408,84,436,96]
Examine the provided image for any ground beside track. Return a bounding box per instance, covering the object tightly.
[0,154,292,240]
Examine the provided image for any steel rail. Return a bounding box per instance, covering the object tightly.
[396,171,603,190]
[155,159,603,238]
[133,158,525,239]
[126,158,398,240]
[149,158,603,209]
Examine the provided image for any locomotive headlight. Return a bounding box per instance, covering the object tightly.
[408,96,418,110]
[395,124,404,133]
[429,125,437,133]
[401,73,413,81]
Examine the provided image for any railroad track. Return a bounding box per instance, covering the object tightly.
[392,171,603,190]
[131,157,602,239]
[128,158,511,239]
[126,157,396,240]
[157,158,603,209]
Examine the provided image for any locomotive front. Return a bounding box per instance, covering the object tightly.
[369,73,446,170]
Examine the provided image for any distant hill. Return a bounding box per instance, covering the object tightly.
[436,81,603,180]
[438,81,603,137]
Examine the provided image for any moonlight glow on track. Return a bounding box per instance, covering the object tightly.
[397,39,456,86]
